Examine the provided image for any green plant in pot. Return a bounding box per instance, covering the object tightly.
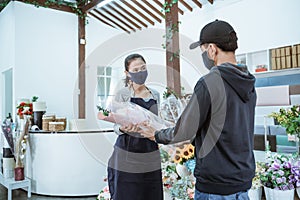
[269,105,300,137]
[269,105,300,154]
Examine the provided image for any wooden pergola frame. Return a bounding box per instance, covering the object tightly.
[1,0,214,118]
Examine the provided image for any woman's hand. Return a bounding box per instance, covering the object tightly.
[120,122,157,142]
[120,123,140,133]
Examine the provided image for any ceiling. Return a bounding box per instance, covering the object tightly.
[0,0,214,32]
[87,0,214,33]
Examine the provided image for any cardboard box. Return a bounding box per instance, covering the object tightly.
[271,49,276,58]
[286,56,292,68]
[298,44,300,54]
[280,48,285,57]
[285,47,291,56]
[271,57,277,70]
[276,48,281,57]
[292,45,297,55]
[281,56,286,69]
[292,55,298,68]
[298,54,300,67]
[276,57,281,70]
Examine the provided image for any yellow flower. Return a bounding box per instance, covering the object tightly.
[187,145,194,155]
[181,149,191,160]
[174,154,183,164]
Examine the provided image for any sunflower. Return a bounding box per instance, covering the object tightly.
[179,144,194,160]
[188,145,194,156]
[173,154,183,164]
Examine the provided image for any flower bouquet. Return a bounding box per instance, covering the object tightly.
[16,102,33,119]
[1,118,15,154]
[260,153,296,200]
[160,87,188,123]
[97,100,173,129]
[160,145,196,200]
[97,185,110,200]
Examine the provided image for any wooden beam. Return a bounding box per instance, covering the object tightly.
[112,1,148,28]
[17,0,75,13]
[93,9,131,33]
[165,0,181,96]
[192,0,202,8]
[141,0,165,18]
[153,0,184,15]
[100,7,136,32]
[81,0,104,13]
[88,11,115,29]
[179,0,193,12]
[120,0,155,26]
[208,0,214,4]
[132,0,162,23]
[78,16,86,118]
[106,4,142,30]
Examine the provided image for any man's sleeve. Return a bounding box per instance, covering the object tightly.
[155,80,211,144]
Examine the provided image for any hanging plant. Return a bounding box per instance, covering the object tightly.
[162,0,179,14]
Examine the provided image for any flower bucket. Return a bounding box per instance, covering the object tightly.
[163,191,173,200]
[248,187,262,200]
[14,167,24,181]
[296,187,300,199]
[264,186,294,200]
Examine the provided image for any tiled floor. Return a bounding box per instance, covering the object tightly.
[0,185,97,200]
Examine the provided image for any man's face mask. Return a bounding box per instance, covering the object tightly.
[202,50,215,70]
[128,70,148,85]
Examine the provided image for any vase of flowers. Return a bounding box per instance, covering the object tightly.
[97,185,110,200]
[249,162,264,200]
[290,160,300,199]
[260,153,295,200]
[160,144,195,200]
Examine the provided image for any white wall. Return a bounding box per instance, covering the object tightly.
[0,2,15,121]
[13,2,78,120]
[179,0,300,54]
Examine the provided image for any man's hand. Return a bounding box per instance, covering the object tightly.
[137,121,157,141]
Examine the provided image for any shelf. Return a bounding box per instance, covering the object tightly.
[253,68,300,78]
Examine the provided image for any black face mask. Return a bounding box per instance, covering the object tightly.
[128,70,148,85]
[202,51,215,70]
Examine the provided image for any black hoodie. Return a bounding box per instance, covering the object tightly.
[155,62,257,195]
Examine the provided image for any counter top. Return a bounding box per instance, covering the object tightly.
[29,129,114,134]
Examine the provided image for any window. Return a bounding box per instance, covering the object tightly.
[97,66,112,103]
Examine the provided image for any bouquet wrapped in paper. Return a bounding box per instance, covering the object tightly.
[97,101,173,130]
[1,118,14,154]
[160,91,192,123]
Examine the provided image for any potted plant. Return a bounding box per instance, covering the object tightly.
[248,162,264,200]
[269,105,300,139]
[260,153,295,200]
[291,160,300,198]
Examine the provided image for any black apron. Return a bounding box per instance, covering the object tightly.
[107,98,163,200]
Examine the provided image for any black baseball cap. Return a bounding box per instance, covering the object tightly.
[189,19,238,51]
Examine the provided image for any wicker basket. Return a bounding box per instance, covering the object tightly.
[55,117,67,130]
[42,115,55,131]
[49,122,65,132]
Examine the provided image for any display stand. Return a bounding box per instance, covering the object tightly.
[0,172,31,200]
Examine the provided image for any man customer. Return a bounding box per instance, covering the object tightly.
[136,19,257,200]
